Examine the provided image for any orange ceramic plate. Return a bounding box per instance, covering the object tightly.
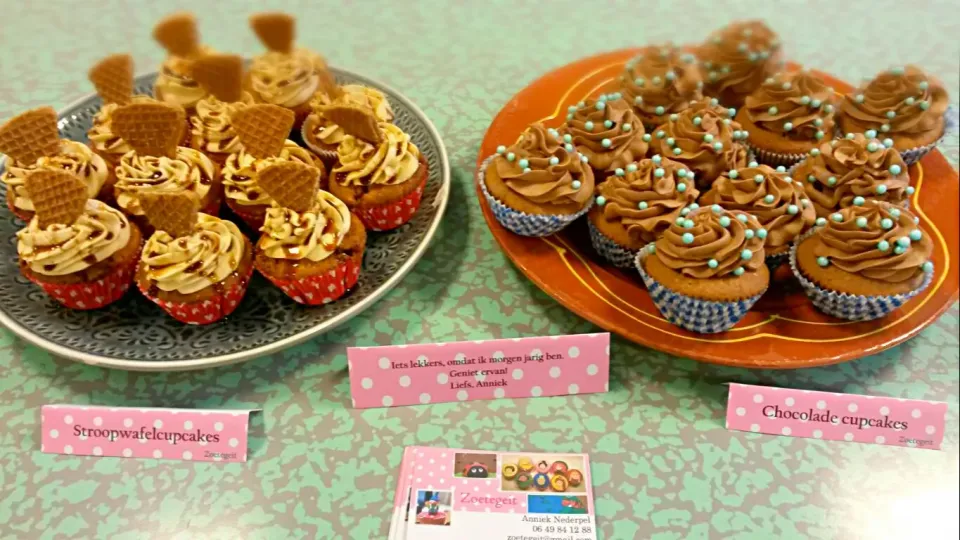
[476,49,959,369]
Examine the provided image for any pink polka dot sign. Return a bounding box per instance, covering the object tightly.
[348,334,610,408]
[40,405,257,462]
[726,384,948,450]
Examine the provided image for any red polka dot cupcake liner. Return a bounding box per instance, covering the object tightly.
[257,255,361,306]
[137,262,253,325]
[357,176,427,232]
[27,255,138,310]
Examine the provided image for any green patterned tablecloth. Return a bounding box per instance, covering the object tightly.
[1,1,958,539]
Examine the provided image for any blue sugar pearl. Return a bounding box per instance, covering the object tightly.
[634,95,643,105]
[580,155,589,163]
[733,267,745,276]
[765,77,775,84]
[506,152,516,162]
[638,201,648,210]
[738,42,748,52]
[666,71,677,82]
[723,118,732,125]
[881,124,890,132]
[596,196,607,206]
[708,259,719,269]
[763,194,775,203]
[602,138,612,148]
[920,101,930,111]
[611,92,622,100]
[656,130,666,139]
[719,216,731,227]
[565,143,574,152]
[800,95,811,105]
[585,121,594,131]
[784,122,794,131]
[563,134,572,143]
[693,116,702,126]
[710,98,720,106]
[776,166,786,172]
[877,240,890,252]
[741,249,753,261]
[615,168,625,176]
[865,129,878,138]
[690,203,700,210]
[642,133,652,142]
[681,208,691,216]
[703,133,714,143]
[676,182,687,193]
[886,110,896,119]
[652,154,663,164]
[682,232,695,244]
[891,66,905,75]
[713,142,723,151]
[757,228,768,239]
[654,167,665,178]
[604,120,613,129]
[876,184,888,195]
[568,105,578,113]
[635,77,645,87]
[856,217,868,228]
[666,137,676,146]
[906,186,915,195]
[910,230,922,241]
[827,176,837,186]
[712,204,723,213]
[737,214,749,223]
[782,82,792,90]
[519,158,529,168]
[596,101,606,110]
[811,99,822,108]
[622,123,632,132]
[673,148,682,155]
[846,133,856,140]
[566,113,574,120]
[787,204,799,215]
[678,169,688,178]
[655,106,666,115]
[548,156,560,166]
[923,261,934,273]
[855,94,865,103]
[889,209,901,218]
[894,246,907,255]
[883,138,894,148]
[496,145,506,154]
[675,216,686,225]
[728,108,737,117]
[817,257,830,267]
[627,163,638,173]
[523,167,531,173]
[729,170,739,179]
[810,149,821,157]
[749,161,759,168]
[648,244,656,254]
[653,76,662,85]
[807,174,816,182]
[670,114,679,122]
[905,97,916,105]
[825,104,835,113]
[815,217,826,226]
[683,219,695,229]
[745,229,755,239]
[755,174,765,184]
[814,118,824,127]
[853,196,866,206]
[832,213,844,222]
[919,81,930,90]
[816,131,825,140]
[881,218,894,229]
[572,180,582,189]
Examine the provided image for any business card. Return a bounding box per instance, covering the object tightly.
[348,333,610,408]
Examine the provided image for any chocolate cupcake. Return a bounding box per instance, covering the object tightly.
[697,20,784,108]
[619,45,704,129]
[791,133,911,218]
[736,71,837,166]
[838,66,951,164]
[564,94,648,174]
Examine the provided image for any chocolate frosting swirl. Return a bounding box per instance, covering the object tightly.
[564,97,648,171]
[655,207,766,278]
[814,201,932,283]
[597,156,699,244]
[620,45,703,127]
[697,21,783,106]
[744,71,836,140]
[493,124,594,207]
[701,164,815,249]
[841,66,949,136]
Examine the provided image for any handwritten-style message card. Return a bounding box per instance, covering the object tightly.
[348,334,610,408]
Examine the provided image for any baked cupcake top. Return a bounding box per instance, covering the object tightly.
[742,71,836,143]
[333,122,421,187]
[594,155,700,244]
[222,140,318,207]
[620,45,703,127]
[652,206,766,278]
[792,133,911,217]
[1,140,109,213]
[489,124,594,210]
[812,201,933,284]
[306,85,394,147]
[840,66,949,139]
[189,93,255,155]
[701,163,815,250]
[697,20,783,106]
[87,96,158,159]
[115,147,215,216]
[259,190,351,261]
[151,13,211,109]
[565,95,648,171]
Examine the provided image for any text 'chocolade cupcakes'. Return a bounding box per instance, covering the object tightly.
[479,124,594,237]
[791,133,911,218]
[635,206,769,333]
[649,98,750,190]
[152,12,213,112]
[697,20,784,108]
[791,200,934,321]
[587,155,699,268]
[619,44,704,129]
[564,94,648,174]
[736,71,837,166]
[188,53,256,166]
[701,162,815,265]
[838,66,950,164]
[302,84,395,165]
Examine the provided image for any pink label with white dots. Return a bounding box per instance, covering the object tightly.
[726,384,947,450]
[348,334,610,409]
[40,405,256,462]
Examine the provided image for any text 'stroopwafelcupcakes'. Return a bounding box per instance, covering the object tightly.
[635,206,769,333]
[254,161,366,305]
[791,133,911,218]
[736,71,837,166]
[136,191,252,324]
[563,95,648,175]
[790,200,934,321]
[151,12,211,112]
[838,66,951,164]
[619,44,704,129]
[187,53,255,166]
[697,20,784,108]
[17,170,142,310]
[479,123,594,237]
[302,84,394,164]
[587,155,699,267]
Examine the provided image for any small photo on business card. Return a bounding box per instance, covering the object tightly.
[453,452,496,478]
[528,495,589,515]
[414,490,452,526]
[499,453,587,493]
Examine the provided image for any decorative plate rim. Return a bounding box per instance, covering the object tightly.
[0,66,451,372]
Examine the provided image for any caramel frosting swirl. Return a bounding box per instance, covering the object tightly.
[840,66,949,137]
[259,190,350,262]
[249,50,321,108]
[813,201,932,283]
[565,96,648,171]
[189,92,255,155]
[701,164,815,249]
[620,45,704,127]
[492,124,594,207]
[140,214,245,294]
[698,20,783,105]
[115,147,216,216]
[334,123,421,187]
[154,47,213,110]
[17,200,132,276]
[87,95,157,158]
[222,140,318,207]
[744,71,836,140]
[793,134,911,217]
[596,156,699,244]
[2,141,108,212]
[309,84,394,145]
[654,207,766,278]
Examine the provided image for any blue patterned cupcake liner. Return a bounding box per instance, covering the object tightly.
[765,251,789,272]
[788,227,933,321]
[634,248,766,334]
[586,218,642,269]
[477,155,592,237]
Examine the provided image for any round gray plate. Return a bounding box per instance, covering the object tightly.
[0,68,450,371]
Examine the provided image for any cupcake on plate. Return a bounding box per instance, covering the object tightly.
[564,94,648,174]
[736,71,837,166]
[649,99,750,190]
[479,123,594,237]
[635,206,769,333]
[254,162,366,305]
[701,162,815,265]
[791,200,933,321]
[302,84,395,164]
[136,191,252,324]
[110,102,220,232]
[151,12,212,113]
[697,20,784,108]
[791,133,911,218]
[619,44,704,129]
[1,107,114,221]
[838,66,951,164]
[222,103,325,230]
[187,53,255,166]
[587,155,699,268]
[327,105,429,231]
[17,170,142,310]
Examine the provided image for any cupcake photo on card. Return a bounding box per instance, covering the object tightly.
[414,490,452,526]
